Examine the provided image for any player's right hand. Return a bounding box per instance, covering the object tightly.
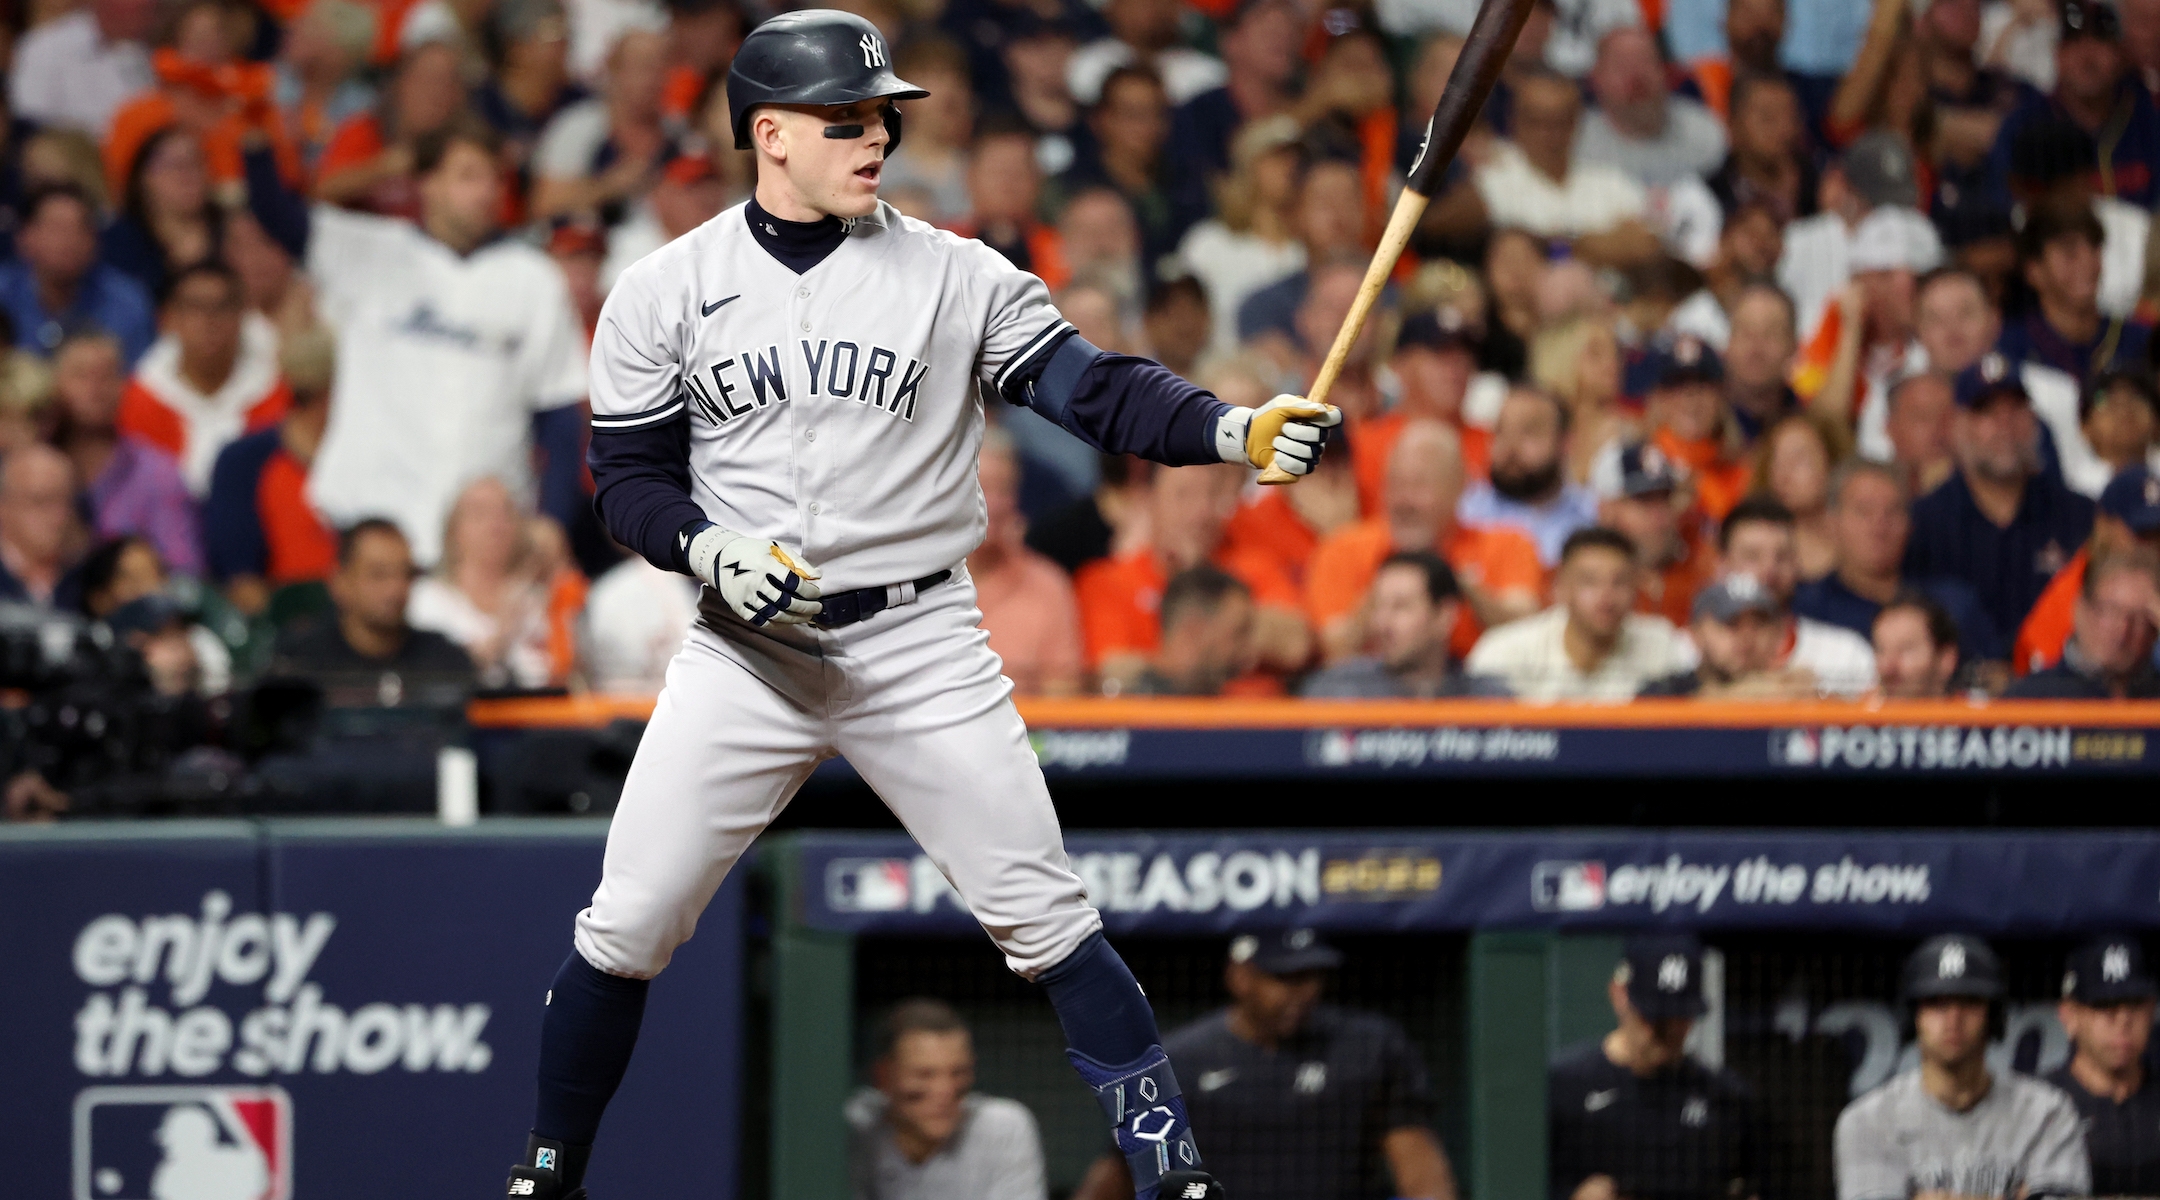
[685,525,824,627]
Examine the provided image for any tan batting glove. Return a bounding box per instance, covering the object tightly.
[1215,395,1344,476]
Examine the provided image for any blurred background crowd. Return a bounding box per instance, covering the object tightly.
[6,0,2160,812]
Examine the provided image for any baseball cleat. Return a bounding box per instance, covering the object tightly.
[505,1134,589,1199]
[1157,1170,1226,1199]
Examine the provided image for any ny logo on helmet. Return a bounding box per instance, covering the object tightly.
[1658,954,1689,992]
[2105,945,2132,982]
[861,33,885,68]
[1939,943,1966,978]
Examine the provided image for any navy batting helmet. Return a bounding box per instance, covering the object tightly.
[727,10,929,152]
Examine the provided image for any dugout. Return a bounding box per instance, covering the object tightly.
[753,830,2160,1200]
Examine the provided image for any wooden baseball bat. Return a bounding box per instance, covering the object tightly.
[1256,0,1538,485]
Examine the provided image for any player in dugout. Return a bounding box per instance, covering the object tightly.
[1074,929,1457,1200]
[1835,934,2089,1200]
[2048,936,2160,1195]
[1548,934,1762,1200]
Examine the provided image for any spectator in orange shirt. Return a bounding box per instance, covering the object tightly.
[1354,306,1492,516]
[1639,333,1752,522]
[1598,440,1712,626]
[203,324,337,616]
[1225,424,1360,590]
[972,429,1085,697]
[948,122,1063,281]
[1127,565,1256,696]
[2015,464,2160,674]
[315,39,468,219]
[1306,419,1544,664]
[119,261,290,498]
[1075,461,1308,692]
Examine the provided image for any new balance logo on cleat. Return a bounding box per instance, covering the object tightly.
[508,1181,537,1196]
[1183,1185,1209,1199]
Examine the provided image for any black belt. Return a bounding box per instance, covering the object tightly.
[815,569,951,629]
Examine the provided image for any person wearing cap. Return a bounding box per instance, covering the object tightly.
[846,998,1049,1200]
[1998,198,2155,388]
[1466,525,1690,700]
[1633,333,1753,524]
[1637,570,1819,696]
[1777,132,1944,341]
[1835,934,2089,1200]
[1900,266,2093,503]
[1458,387,1599,568]
[1074,929,1457,1200]
[1597,440,1716,626]
[1549,935,1761,1200]
[1353,306,1496,512]
[1804,204,1938,441]
[2004,545,2160,696]
[2047,936,2160,1195]
[1794,460,2006,666]
[2015,464,2160,671]
[1905,352,2099,642]
[1716,494,1882,694]
[1989,0,2160,209]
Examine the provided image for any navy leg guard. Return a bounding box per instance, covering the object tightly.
[1068,1045,1204,1200]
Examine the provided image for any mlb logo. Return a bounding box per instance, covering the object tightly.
[73,1085,292,1200]
[1531,861,1607,912]
[1771,729,1820,766]
[826,858,912,912]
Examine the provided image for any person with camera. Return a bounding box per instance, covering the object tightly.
[1834,934,2089,1200]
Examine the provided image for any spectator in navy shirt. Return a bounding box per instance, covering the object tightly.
[1795,459,2004,663]
[1906,353,2097,640]
[1168,0,1301,187]
[1996,196,2152,385]
[0,183,154,363]
[1988,0,2160,208]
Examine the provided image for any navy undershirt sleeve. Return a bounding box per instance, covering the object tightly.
[530,406,589,533]
[587,413,711,574]
[242,144,310,260]
[1006,332,1227,466]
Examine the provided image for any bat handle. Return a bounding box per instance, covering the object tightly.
[1256,189,1433,486]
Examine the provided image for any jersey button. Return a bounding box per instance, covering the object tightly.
[805,428,816,441]
[800,320,811,331]
[809,502,822,515]
[797,287,811,299]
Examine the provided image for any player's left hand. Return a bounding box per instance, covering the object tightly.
[1218,395,1343,476]
[686,526,824,627]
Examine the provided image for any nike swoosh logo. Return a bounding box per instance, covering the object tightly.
[702,295,740,317]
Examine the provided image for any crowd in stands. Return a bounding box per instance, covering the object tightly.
[2,0,2160,716]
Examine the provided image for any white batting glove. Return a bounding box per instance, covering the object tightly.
[1215,395,1344,476]
[685,524,823,627]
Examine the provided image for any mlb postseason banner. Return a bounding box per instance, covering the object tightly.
[1010,699,2160,779]
[799,829,2160,938]
[0,819,743,1200]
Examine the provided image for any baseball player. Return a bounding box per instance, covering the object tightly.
[502,12,1339,1200]
[1834,934,2089,1200]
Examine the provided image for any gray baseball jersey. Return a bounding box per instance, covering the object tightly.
[1835,1069,2091,1200]
[846,1088,1048,1200]
[587,199,1071,591]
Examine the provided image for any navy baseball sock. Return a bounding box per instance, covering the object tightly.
[531,952,649,1183]
[1040,933,1204,1200]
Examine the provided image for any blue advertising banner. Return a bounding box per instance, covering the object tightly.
[797,830,2160,937]
[0,819,742,1200]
